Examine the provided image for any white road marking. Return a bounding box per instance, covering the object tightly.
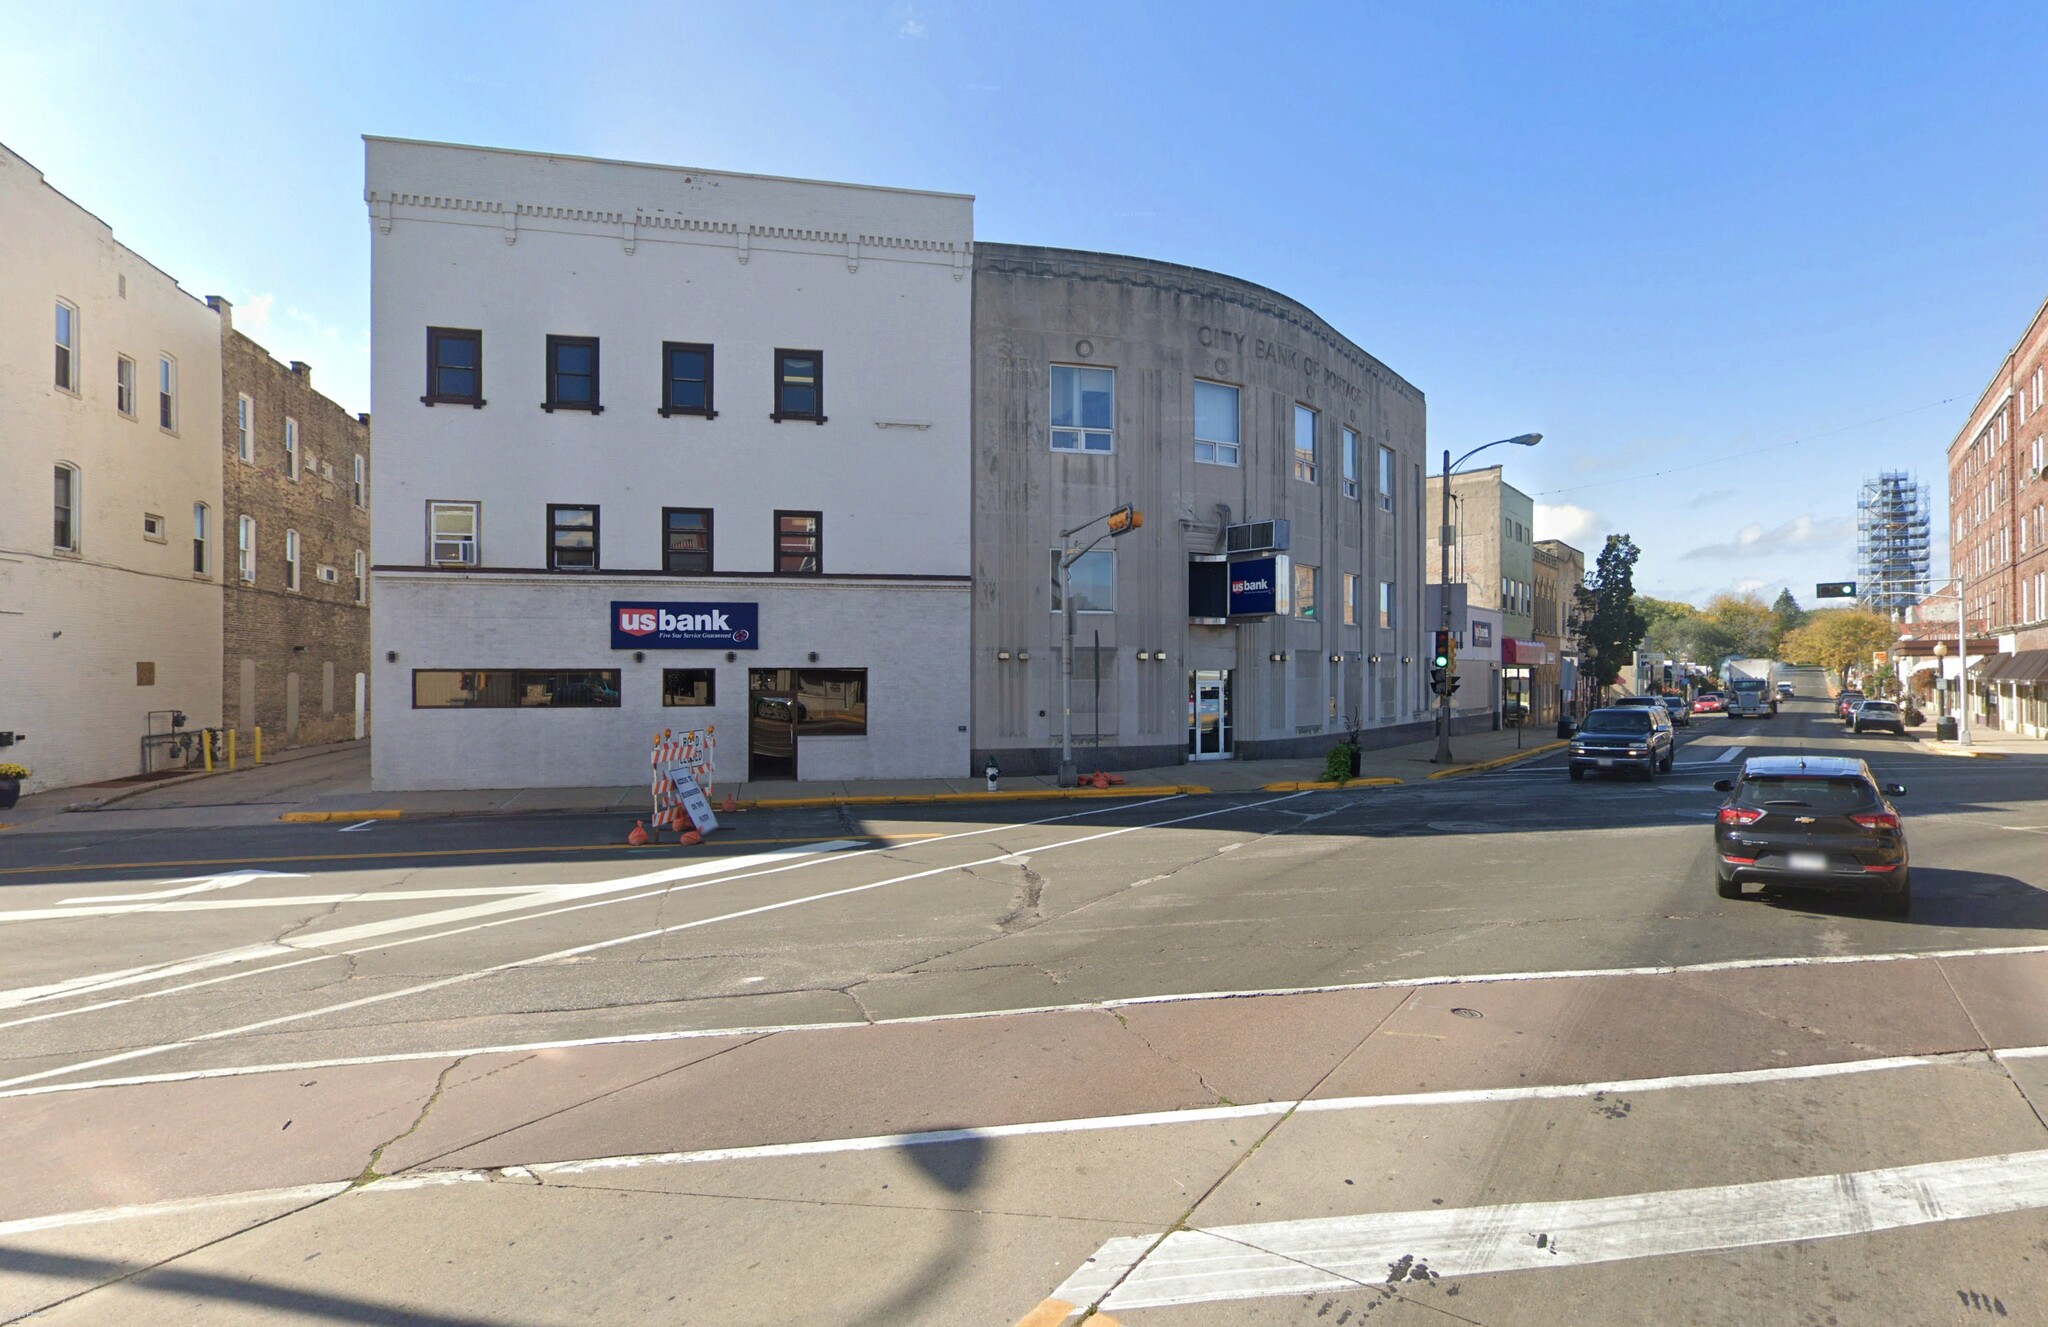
[1,887,559,921]
[337,820,379,832]
[0,793,1306,1091]
[0,794,1191,1024]
[60,870,308,904]
[1718,744,1744,763]
[0,1182,352,1239]
[12,941,2048,1099]
[1053,1148,2048,1311]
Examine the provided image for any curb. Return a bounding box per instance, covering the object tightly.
[278,809,405,822]
[1912,742,2007,760]
[733,785,1210,810]
[1260,777,1403,791]
[1425,740,1570,780]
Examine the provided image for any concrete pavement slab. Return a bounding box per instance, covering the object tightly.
[1935,950,2048,1049]
[0,1057,446,1222]
[1112,989,1413,1106]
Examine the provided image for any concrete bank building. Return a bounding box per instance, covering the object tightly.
[364,139,973,789]
[971,246,1432,772]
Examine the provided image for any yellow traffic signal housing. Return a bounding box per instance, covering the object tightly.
[1106,505,1143,536]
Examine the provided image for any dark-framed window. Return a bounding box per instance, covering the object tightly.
[544,335,601,413]
[662,669,716,707]
[775,510,822,575]
[660,342,716,418]
[663,506,713,574]
[771,349,825,423]
[412,669,621,709]
[423,327,483,407]
[547,503,599,571]
[751,667,867,735]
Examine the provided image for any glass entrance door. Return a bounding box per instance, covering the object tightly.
[748,671,798,780]
[1188,669,1233,760]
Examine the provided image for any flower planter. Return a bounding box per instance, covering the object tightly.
[0,779,18,811]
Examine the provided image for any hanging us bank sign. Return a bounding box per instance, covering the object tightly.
[611,601,760,650]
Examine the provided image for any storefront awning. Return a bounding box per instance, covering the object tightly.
[1980,649,2048,684]
[1501,638,1548,666]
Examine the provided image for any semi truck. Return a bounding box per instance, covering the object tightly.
[1723,658,1777,717]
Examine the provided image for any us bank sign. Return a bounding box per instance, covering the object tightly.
[611,601,759,650]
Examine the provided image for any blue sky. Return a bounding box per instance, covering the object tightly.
[8,1,2045,605]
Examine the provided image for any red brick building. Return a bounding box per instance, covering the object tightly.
[1946,292,2048,737]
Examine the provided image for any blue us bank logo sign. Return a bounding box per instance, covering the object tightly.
[1226,555,1290,617]
[611,601,759,650]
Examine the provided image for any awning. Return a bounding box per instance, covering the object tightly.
[1501,638,1548,666]
[1980,649,2048,684]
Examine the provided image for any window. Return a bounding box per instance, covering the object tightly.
[1049,365,1113,452]
[1294,562,1318,618]
[1193,380,1240,465]
[1377,445,1396,513]
[237,515,256,581]
[412,669,621,709]
[143,512,167,542]
[662,669,716,707]
[284,527,300,591]
[1342,428,1360,498]
[55,300,77,391]
[1343,572,1359,626]
[775,511,822,574]
[354,549,367,605]
[284,417,300,479]
[547,504,599,570]
[117,356,137,417]
[1293,404,1318,483]
[352,454,367,509]
[752,667,869,735]
[1049,548,1115,612]
[663,507,713,574]
[661,342,715,417]
[53,465,78,551]
[193,503,209,575]
[1378,580,1394,630]
[159,355,177,431]
[234,393,252,459]
[424,327,483,405]
[772,349,824,422]
[428,503,479,566]
[545,335,600,412]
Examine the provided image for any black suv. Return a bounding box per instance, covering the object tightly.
[1712,756,1910,914]
[1568,706,1676,780]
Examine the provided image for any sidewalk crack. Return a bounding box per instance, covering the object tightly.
[354,1054,467,1186]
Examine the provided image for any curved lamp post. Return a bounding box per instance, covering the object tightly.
[1435,433,1542,764]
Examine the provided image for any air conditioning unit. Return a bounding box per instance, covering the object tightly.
[1225,519,1290,555]
[316,565,339,584]
[431,539,477,566]
[321,462,334,481]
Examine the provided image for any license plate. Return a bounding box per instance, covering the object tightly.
[1787,852,1827,872]
[1596,758,1614,767]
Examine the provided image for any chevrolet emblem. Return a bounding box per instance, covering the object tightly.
[1795,816,1816,825]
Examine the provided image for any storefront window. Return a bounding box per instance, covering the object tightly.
[662,669,716,707]
[413,669,621,708]
[749,668,867,735]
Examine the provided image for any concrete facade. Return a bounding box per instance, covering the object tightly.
[1427,466,1536,718]
[971,245,1431,773]
[0,142,223,793]
[216,303,373,751]
[365,138,974,790]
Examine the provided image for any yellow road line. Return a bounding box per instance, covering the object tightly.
[278,809,403,822]
[739,785,1207,809]
[0,834,943,877]
[1260,777,1403,791]
[1426,740,1570,779]
[1011,1299,1080,1327]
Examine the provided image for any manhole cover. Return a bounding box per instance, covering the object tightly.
[1450,1007,1483,1019]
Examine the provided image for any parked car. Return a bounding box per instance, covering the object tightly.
[1851,699,1906,735]
[1658,695,1692,728]
[1835,690,1866,720]
[1776,682,1795,698]
[1711,755,1910,915]
[1691,692,1726,715]
[1569,705,1676,780]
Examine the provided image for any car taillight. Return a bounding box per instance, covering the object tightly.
[1850,811,1900,830]
[1717,807,1764,826]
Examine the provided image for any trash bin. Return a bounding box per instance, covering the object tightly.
[1936,716,1957,741]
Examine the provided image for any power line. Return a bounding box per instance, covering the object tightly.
[1534,397,1961,498]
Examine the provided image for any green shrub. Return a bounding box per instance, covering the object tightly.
[1321,744,1356,784]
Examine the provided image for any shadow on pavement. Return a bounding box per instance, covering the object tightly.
[1754,867,2048,930]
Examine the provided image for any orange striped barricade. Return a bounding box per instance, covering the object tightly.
[650,726,718,837]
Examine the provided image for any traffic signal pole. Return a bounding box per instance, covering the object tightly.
[1435,446,1454,764]
[1057,503,1143,787]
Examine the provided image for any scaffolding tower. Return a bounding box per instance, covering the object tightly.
[1856,471,1931,614]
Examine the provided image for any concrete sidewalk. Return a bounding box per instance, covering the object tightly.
[0,725,1566,830]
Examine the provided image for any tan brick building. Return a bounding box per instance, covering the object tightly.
[1533,538,1585,722]
[210,297,371,749]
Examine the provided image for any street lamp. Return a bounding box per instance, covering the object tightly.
[1435,434,1542,763]
[1056,503,1143,787]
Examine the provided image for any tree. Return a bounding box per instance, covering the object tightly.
[1644,611,1735,667]
[1704,591,1778,659]
[1771,588,1806,640]
[1778,608,1898,681]
[1573,534,1647,690]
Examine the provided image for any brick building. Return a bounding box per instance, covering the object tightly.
[1532,538,1585,722]
[1945,289,2048,738]
[210,297,371,748]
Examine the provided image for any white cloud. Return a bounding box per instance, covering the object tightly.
[237,291,275,334]
[1534,503,1602,546]
[895,5,926,37]
[1682,514,1854,561]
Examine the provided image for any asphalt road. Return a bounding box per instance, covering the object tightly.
[5,671,2048,1324]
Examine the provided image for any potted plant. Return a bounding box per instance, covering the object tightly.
[0,763,27,811]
